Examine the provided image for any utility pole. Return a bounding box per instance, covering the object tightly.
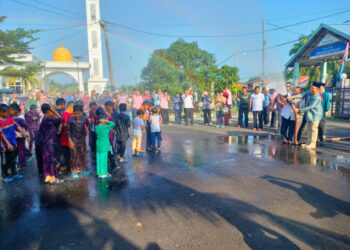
[100,20,115,92]
[262,20,266,80]
[233,49,237,68]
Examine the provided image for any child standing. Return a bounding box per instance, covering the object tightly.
[132,110,145,156]
[95,111,115,178]
[55,98,66,171]
[68,104,90,178]
[105,101,117,169]
[144,103,153,151]
[0,104,24,182]
[60,101,74,172]
[114,103,130,163]
[9,103,29,169]
[24,104,40,153]
[40,104,63,184]
[150,107,162,152]
[88,102,98,155]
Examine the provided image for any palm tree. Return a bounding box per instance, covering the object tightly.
[7,75,40,93]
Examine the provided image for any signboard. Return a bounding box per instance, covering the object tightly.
[317,34,339,47]
[309,41,346,60]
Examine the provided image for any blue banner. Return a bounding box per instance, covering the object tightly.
[310,41,346,59]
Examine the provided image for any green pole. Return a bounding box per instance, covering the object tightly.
[321,61,328,83]
[293,62,300,87]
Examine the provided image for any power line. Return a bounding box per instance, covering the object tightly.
[38,24,87,33]
[9,0,84,21]
[266,22,303,36]
[33,29,85,48]
[104,8,350,28]
[109,9,350,38]
[3,22,93,33]
[216,36,310,66]
[268,7,349,22]
[28,0,83,17]
[3,22,81,26]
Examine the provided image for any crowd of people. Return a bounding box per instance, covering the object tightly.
[234,81,330,150]
[0,88,171,185]
[0,82,330,185]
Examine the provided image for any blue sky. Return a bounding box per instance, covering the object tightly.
[1,0,350,85]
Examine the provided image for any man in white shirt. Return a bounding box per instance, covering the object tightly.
[280,87,302,144]
[182,88,194,126]
[249,86,264,131]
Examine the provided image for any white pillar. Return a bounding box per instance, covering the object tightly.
[321,61,328,83]
[86,0,107,93]
[78,70,84,92]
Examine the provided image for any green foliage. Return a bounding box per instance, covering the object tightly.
[230,82,242,96]
[289,35,311,56]
[48,80,77,95]
[0,63,42,77]
[0,17,41,79]
[140,39,239,95]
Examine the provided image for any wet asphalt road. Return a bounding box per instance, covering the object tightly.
[0,124,350,250]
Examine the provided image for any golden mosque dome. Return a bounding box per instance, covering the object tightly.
[52,45,73,62]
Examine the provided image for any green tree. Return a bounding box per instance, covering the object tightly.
[47,80,77,95]
[0,17,42,86]
[141,39,216,95]
[289,35,310,56]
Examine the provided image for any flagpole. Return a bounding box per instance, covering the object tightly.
[337,42,349,82]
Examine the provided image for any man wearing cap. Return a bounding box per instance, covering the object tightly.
[318,83,331,144]
[292,82,323,150]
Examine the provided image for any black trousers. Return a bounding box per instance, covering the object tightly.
[238,107,249,128]
[262,107,270,125]
[108,151,116,169]
[61,146,71,171]
[203,109,212,124]
[35,141,43,177]
[115,140,127,158]
[1,149,17,178]
[146,122,152,150]
[89,130,97,154]
[297,115,307,142]
[271,109,278,128]
[184,108,194,125]
[174,109,181,124]
[318,118,326,142]
[280,117,296,141]
[252,111,263,129]
[161,109,169,125]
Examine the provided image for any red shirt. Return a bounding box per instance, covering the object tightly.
[60,112,71,146]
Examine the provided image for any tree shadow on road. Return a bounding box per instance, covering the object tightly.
[0,186,139,250]
[262,175,350,219]
[113,174,350,249]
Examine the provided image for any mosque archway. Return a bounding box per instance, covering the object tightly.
[41,71,79,94]
[41,45,90,93]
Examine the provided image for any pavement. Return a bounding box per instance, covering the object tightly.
[0,120,349,250]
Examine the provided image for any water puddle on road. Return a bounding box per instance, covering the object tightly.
[220,135,350,177]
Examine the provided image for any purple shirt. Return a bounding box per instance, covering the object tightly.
[25,111,40,131]
[41,116,63,147]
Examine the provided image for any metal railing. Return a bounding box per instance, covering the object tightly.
[327,87,350,119]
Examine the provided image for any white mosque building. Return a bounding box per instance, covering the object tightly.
[0,0,108,94]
